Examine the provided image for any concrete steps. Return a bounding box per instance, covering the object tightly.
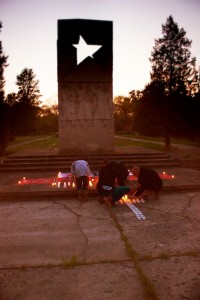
[0,152,179,172]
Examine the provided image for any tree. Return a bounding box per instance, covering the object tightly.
[0,21,8,103]
[149,15,198,151]
[36,104,58,134]
[114,96,134,131]
[130,83,166,136]
[5,92,18,106]
[0,21,9,154]
[16,68,41,106]
[12,68,41,135]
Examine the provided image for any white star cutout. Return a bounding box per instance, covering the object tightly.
[73,35,102,65]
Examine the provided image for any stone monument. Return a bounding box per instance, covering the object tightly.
[57,19,114,153]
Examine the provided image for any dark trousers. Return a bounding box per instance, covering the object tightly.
[112,186,130,203]
[76,176,89,191]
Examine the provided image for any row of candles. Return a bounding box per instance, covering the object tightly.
[18,171,174,187]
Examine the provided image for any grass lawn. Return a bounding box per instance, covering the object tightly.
[116,132,200,147]
[3,134,200,159]
[5,135,59,155]
[115,137,164,151]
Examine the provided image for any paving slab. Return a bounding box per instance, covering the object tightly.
[114,193,200,257]
[0,199,128,268]
[0,191,200,300]
[0,264,145,300]
[140,256,200,300]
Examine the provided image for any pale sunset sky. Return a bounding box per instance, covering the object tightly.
[1,0,200,104]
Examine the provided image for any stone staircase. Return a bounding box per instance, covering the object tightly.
[0,152,179,172]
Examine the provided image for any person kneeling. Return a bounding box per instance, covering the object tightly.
[130,166,163,200]
[96,160,130,207]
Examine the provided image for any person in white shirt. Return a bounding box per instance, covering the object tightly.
[71,160,91,200]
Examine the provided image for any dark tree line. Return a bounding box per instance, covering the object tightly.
[114,16,200,150]
[5,68,58,136]
[0,22,58,154]
[0,21,9,154]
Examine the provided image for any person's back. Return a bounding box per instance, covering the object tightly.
[138,167,162,191]
[131,166,163,199]
[109,161,129,186]
[71,160,90,178]
[97,163,118,194]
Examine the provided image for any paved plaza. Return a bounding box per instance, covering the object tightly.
[0,165,200,300]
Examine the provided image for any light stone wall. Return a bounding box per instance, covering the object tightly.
[58,82,114,153]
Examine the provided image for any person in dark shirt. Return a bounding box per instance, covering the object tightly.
[96,160,130,206]
[131,165,163,199]
[108,160,129,186]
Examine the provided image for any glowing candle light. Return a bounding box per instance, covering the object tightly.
[123,195,129,203]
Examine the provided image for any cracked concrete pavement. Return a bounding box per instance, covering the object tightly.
[0,190,200,300]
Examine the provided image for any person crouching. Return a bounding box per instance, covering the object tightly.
[131,166,163,200]
[96,160,130,207]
